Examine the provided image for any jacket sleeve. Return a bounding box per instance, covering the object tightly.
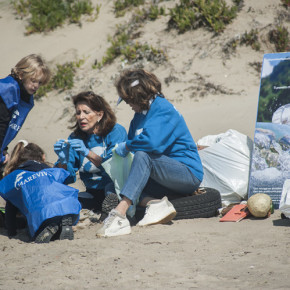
[102,125,127,163]
[0,97,10,149]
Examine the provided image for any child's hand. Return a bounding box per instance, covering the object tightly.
[54,139,70,164]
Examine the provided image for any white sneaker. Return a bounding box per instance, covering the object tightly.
[96,209,131,237]
[137,196,177,226]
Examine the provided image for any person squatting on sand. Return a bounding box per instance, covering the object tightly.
[0,54,51,179]
[54,91,127,216]
[96,69,204,237]
[0,141,81,243]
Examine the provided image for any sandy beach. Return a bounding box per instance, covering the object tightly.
[0,0,290,289]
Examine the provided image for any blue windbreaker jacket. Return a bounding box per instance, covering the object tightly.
[0,167,81,237]
[0,76,34,164]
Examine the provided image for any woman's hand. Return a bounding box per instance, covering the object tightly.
[115,142,129,157]
[68,139,89,157]
[54,139,70,164]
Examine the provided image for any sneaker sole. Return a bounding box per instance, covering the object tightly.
[35,224,59,243]
[97,226,131,237]
[137,210,177,227]
[60,216,74,240]
[102,193,119,214]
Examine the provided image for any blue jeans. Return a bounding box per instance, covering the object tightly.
[121,151,201,205]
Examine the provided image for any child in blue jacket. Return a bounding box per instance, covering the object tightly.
[0,141,81,243]
[97,69,204,237]
[0,54,51,179]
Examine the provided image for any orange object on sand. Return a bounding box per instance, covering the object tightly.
[220,204,250,222]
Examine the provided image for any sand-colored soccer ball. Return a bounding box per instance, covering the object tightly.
[247,193,272,218]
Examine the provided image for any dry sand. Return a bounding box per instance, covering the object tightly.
[0,0,290,289]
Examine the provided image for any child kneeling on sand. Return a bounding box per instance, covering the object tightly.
[0,141,81,243]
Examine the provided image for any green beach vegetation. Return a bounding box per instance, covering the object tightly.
[35,60,84,99]
[11,0,100,34]
[168,0,243,34]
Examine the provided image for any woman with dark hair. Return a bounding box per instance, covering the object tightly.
[54,91,127,213]
[97,69,203,237]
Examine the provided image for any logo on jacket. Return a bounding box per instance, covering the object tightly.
[135,128,143,136]
[14,171,52,189]
[9,110,21,132]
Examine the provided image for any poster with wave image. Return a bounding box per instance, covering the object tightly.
[248,52,290,208]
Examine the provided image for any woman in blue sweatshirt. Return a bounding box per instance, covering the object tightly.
[97,69,203,237]
[54,91,127,213]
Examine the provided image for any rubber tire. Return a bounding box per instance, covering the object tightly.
[134,187,222,222]
[170,187,222,220]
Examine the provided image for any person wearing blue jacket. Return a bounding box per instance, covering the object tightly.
[54,91,127,214]
[0,141,81,243]
[0,54,51,179]
[97,69,204,237]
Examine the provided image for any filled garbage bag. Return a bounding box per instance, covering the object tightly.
[197,129,253,206]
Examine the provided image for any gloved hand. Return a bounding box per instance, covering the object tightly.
[115,142,129,157]
[68,139,89,157]
[54,139,70,164]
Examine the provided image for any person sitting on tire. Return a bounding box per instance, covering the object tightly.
[96,69,204,237]
[0,141,81,243]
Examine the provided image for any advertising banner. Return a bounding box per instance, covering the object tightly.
[248,52,290,208]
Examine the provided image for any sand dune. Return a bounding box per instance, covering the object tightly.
[0,0,290,289]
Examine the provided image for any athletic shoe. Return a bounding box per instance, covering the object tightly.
[137,196,177,226]
[59,215,74,240]
[96,209,131,237]
[102,193,120,213]
[35,223,59,243]
[100,193,120,222]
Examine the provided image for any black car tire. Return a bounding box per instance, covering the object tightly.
[170,187,222,220]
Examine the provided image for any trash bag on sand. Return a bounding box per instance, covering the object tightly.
[197,129,253,206]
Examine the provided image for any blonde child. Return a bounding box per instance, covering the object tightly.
[0,54,51,179]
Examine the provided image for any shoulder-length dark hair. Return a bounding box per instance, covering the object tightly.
[4,142,49,176]
[70,91,116,138]
[115,69,162,111]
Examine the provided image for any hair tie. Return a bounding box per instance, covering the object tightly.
[131,80,139,87]
[18,140,28,147]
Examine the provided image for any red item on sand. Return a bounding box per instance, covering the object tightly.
[220,204,250,222]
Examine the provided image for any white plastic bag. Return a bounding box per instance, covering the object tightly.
[102,149,134,196]
[197,129,253,206]
[279,179,290,218]
[102,148,136,216]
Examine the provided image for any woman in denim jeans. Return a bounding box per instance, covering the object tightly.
[97,69,203,237]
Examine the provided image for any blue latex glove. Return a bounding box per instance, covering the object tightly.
[115,142,129,157]
[68,139,90,157]
[54,139,70,164]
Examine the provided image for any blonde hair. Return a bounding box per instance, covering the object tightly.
[4,141,50,176]
[10,54,51,85]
